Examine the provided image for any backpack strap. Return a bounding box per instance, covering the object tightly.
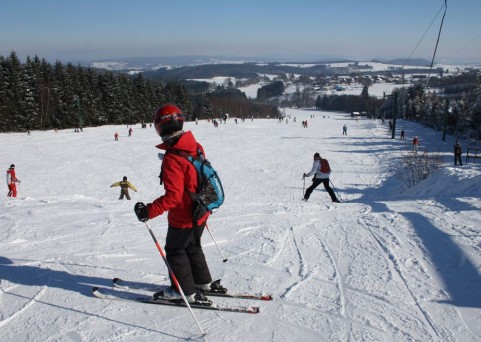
[159,149,192,184]
[159,148,204,197]
[166,149,191,160]
[161,148,211,227]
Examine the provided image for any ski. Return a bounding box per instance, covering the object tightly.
[92,287,259,314]
[112,277,273,301]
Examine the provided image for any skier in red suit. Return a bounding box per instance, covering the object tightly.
[6,164,20,197]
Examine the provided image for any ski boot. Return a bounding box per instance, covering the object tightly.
[153,287,194,303]
[192,289,213,306]
[208,279,228,294]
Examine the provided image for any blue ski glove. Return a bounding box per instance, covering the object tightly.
[134,202,149,222]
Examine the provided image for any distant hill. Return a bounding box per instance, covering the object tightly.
[141,62,331,80]
[372,58,431,67]
[83,56,442,80]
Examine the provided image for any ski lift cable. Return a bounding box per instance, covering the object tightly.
[401,2,446,71]
[424,0,448,91]
[451,31,481,61]
[399,1,445,104]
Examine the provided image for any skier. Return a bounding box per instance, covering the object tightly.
[412,136,419,153]
[342,124,347,135]
[400,130,405,139]
[454,140,463,166]
[303,153,339,203]
[110,176,138,200]
[6,164,20,197]
[133,104,224,304]
[114,132,119,141]
[128,127,133,136]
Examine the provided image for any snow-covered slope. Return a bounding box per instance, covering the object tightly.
[1,109,480,341]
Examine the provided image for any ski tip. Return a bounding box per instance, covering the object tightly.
[112,277,120,283]
[92,287,99,293]
[222,259,228,263]
[261,295,273,301]
[251,307,260,314]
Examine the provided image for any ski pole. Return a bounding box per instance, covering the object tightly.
[302,176,306,199]
[206,223,228,262]
[144,222,207,340]
[329,179,342,202]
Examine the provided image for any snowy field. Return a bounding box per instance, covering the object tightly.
[1,109,480,341]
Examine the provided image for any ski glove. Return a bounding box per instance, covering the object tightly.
[302,173,307,179]
[134,202,149,222]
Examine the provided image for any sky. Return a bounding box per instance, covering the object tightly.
[1,0,480,64]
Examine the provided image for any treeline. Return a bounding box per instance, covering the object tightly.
[385,80,481,140]
[0,51,193,132]
[316,86,383,116]
[192,87,280,120]
[317,76,481,140]
[257,81,285,101]
[0,52,281,132]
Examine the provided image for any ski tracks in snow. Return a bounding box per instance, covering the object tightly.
[359,204,450,340]
[279,221,348,319]
[0,286,48,330]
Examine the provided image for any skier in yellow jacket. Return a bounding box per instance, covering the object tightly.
[110,176,137,200]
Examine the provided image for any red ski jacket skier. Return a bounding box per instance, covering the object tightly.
[6,164,20,197]
[134,104,225,305]
[148,131,209,228]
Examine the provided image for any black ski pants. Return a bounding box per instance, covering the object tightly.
[454,154,462,166]
[165,222,212,296]
[304,178,338,202]
[119,188,131,200]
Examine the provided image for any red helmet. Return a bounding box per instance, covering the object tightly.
[153,104,184,137]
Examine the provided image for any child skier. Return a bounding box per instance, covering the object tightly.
[110,176,137,200]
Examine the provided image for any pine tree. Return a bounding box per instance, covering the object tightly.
[315,95,322,109]
[21,56,40,131]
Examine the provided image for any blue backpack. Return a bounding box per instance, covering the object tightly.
[164,148,225,222]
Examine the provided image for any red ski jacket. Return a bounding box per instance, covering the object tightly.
[6,168,17,185]
[147,131,209,228]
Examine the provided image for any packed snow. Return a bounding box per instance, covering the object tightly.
[1,109,480,341]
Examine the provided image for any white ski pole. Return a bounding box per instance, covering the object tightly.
[206,223,228,262]
[144,222,208,340]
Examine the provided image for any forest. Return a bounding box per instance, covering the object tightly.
[0,52,278,132]
[317,72,481,140]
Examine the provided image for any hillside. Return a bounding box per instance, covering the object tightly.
[1,109,480,341]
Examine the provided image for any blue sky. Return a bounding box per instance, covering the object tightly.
[1,0,480,63]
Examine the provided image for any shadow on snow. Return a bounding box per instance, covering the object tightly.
[0,256,185,340]
[402,212,481,308]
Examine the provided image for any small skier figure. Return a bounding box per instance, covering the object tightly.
[303,153,339,203]
[110,176,137,200]
[114,132,119,141]
[400,130,405,139]
[6,164,21,197]
[342,124,347,135]
[454,140,463,166]
[412,136,419,153]
[128,127,133,136]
